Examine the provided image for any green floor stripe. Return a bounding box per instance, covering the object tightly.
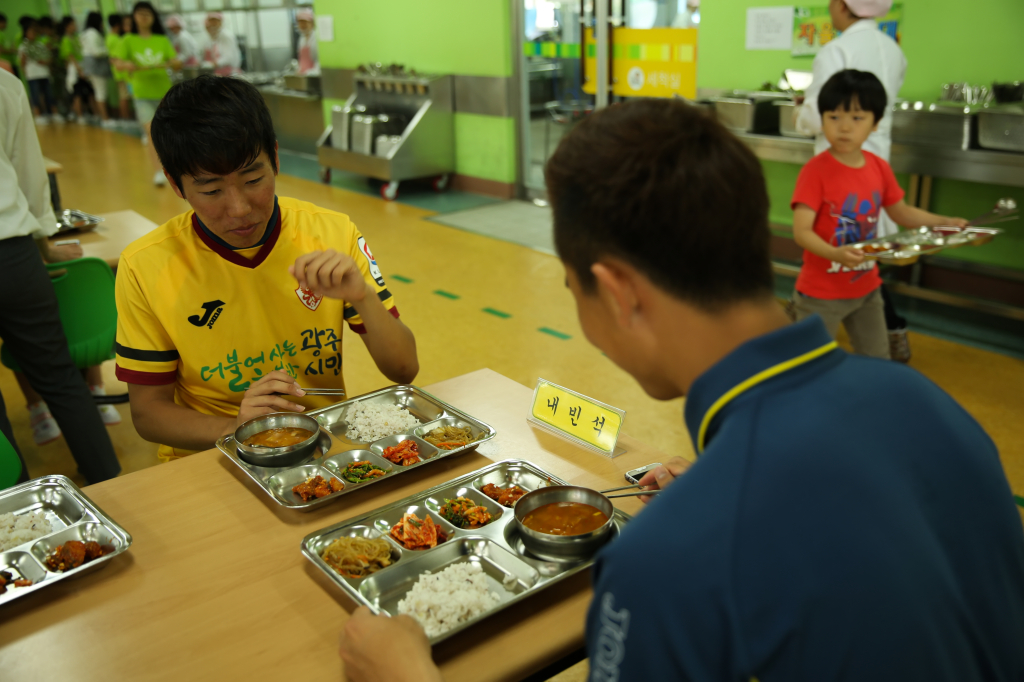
[433,289,460,300]
[391,274,413,283]
[483,307,512,319]
[538,327,571,340]
[1015,495,1024,509]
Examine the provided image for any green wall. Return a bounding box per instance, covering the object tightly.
[313,0,516,184]
[699,0,1024,272]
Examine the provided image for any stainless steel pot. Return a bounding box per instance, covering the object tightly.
[234,413,321,467]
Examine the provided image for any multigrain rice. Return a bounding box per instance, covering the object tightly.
[344,402,420,443]
[397,562,500,638]
[0,511,52,552]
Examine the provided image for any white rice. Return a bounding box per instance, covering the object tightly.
[397,562,501,638]
[0,511,52,552]
[344,402,420,443]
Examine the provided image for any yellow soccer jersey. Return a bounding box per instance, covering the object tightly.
[115,196,398,460]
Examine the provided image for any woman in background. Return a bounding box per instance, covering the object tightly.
[296,8,318,75]
[80,12,114,128]
[198,12,241,75]
[165,15,199,67]
[112,2,180,186]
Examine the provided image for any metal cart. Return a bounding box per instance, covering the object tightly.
[317,72,454,201]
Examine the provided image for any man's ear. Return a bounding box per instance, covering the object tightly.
[592,260,640,330]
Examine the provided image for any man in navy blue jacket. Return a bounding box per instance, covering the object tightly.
[337,98,1024,682]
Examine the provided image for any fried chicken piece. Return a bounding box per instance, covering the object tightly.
[83,541,106,561]
[329,477,344,492]
[46,540,87,571]
[13,579,32,587]
[314,481,333,498]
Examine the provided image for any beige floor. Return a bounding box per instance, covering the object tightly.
[3,125,1020,676]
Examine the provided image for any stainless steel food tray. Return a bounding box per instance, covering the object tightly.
[301,459,631,645]
[0,475,132,606]
[56,209,103,233]
[217,385,496,511]
[851,225,1002,266]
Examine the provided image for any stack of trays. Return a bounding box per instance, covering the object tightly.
[301,459,631,644]
[0,475,132,606]
[217,385,496,511]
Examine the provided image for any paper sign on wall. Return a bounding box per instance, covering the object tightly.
[792,4,903,57]
[318,15,334,42]
[528,379,625,458]
[746,6,795,50]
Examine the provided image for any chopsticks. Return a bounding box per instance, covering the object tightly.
[599,481,661,499]
[298,387,346,396]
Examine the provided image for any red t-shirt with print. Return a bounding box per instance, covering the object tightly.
[791,150,904,300]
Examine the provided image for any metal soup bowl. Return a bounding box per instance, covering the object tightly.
[514,486,615,561]
[234,413,321,467]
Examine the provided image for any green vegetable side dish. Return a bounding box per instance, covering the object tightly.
[342,461,388,483]
[438,496,493,529]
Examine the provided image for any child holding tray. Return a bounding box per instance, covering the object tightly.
[790,69,966,358]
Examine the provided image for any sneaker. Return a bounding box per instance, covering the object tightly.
[153,170,167,187]
[889,328,912,363]
[75,116,88,125]
[28,402,62,445]
[101,119,117,129]
[34,115,50,126]
[89,385,122,426]
[51,113,66,124]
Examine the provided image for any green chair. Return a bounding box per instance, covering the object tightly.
[0,256,118,376]
[0,429,22,490]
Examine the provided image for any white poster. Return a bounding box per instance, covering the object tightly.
[318,15,334,42]
[746,6,795,50]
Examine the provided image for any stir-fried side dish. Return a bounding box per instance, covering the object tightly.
[0,570,33,594]
[243,427,314,448]
[382,440,421,466]
[44,540,113,572]
[481,483,527,507]
[522,502,609,536]
[438,497,493,529]
[390,512,448,550]
[423,425,476,450]
[321,536,393,579]
[342,461,388,483]
[293,475,344,501]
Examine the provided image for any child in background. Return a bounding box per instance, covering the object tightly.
[80,11,115,127]
[791,70,966,359]
[58,16,97,124]
[18,20,63,125]
[0,14,19,77]
[106,13,132,124]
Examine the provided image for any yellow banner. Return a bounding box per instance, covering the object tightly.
[584,27,698,99]
[530,381,623,453]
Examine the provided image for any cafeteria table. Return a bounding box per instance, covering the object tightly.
[49,210,158,269]
[0,369,668,681]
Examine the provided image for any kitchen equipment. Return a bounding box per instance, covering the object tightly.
[234,412,322,468]
[300,459,632,645]
[375,134,402,158]
[283,74,321,94]
[992,82,1024,104]
[0,475,132,607]
[330,105,351,151]
[978,105,1024,153]
[513,486,616,562]
[711,92,789,134]
[349,114,377,155]
[782,69,814,93]
[891,102,977,150]
[775,100,813,138]
[217,385,496,511]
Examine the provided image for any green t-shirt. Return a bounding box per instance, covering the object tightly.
[113,33,176,100]
[106,33,126,82]
[60,35,82,63]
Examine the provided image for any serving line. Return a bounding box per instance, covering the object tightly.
[0,369,669,681]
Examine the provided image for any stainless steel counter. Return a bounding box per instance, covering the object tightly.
[258,86,323,155]
[735,132,1024,187]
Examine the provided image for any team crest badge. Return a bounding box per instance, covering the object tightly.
[295,287,323,311]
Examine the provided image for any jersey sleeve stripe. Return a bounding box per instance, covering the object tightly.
[377,288,391,302]
[115,365,178,385]
[115,343,181,362]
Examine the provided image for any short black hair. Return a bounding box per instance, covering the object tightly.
[107,13,122,29]
[131,2,165,35]
[0,13,6,23]
[817,69,888,123]
[545,99,774,310]
[37,16,53,29]
[85,12,104,34]
[152,75,278,193]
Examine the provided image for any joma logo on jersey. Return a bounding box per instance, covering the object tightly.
[188,300,226,329]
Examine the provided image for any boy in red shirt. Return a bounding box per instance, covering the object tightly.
[791,70,966,358]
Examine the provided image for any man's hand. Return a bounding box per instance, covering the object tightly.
[234,370,306,428]
[636,456,690,504]
[339,607,442,682]
[289,249,368,303]
[833,245,866,270]
[46,242,83,262]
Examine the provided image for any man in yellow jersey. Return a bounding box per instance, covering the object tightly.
[114,75,418,461]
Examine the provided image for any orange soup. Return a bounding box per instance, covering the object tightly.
[243,427,313,448]
[521,502,609,536]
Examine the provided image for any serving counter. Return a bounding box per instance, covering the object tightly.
[258,85,323,155]
[0,369,667,681]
